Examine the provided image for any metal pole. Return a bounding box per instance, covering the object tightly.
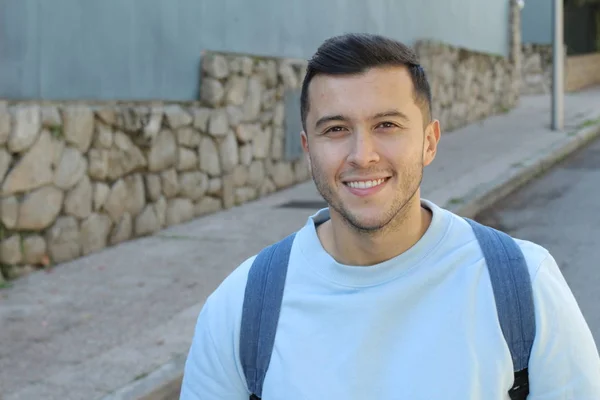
[552,0,564,130]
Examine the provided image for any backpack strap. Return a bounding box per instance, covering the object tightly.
[464,218,536,400]
[239,233,296,400]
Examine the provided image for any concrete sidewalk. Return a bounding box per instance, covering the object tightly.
[2,87,600,400]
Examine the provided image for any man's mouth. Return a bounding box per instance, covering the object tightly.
[344,177,390,189]
[345,178,387,189]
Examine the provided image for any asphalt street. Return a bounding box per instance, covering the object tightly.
[475,137,600,347]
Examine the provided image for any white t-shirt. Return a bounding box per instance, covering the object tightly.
[180,199,600,399]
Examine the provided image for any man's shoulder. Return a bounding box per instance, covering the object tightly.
[206,254,256,309]
[207,231,301,304]
[513,237,553,283]
[202,231,305,331]
[194,254,256,339]
[442,207,553,283]
[440,208,553,280]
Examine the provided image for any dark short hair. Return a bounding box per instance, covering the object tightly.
[300,33,432,131]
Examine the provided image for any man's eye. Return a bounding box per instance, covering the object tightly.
[377,122,397,129]
[325,126,346,134]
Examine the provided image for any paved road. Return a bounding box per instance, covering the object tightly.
[475,137,600,346]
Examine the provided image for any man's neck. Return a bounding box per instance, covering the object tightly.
[317,198,432,266]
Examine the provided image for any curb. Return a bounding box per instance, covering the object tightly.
[106,118,600,400]
[100,355,185,400]
[447,119,600,219]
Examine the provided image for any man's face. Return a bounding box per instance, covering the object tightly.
[301,66,440,233]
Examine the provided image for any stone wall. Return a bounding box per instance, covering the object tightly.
[413,1,520,131]
[0,36,522,281]
[521,45,600,95]
[521,44,553,95]
[509,0,523,95]
[566,52,600,92]
[0,53,310,280]
[416,40,519,132]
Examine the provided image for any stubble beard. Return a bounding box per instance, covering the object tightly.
[310,155,424,237]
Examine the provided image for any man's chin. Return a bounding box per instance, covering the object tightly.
[334,197,415,233]
[338,209,393,232]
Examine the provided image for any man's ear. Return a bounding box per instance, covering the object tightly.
[301,130,312,172]
[423,120,441,167]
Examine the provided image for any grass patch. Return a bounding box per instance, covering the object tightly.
[49,125,63,139]
[0,281,12,290]
[19,234,25,257]
[134,371,150,381]
[0,263,11,288]
[578,118,600,129]
[566,118,600,137]
[447,197,464,205]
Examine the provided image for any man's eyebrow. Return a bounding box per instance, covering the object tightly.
[372,110,410,121]
[314,114,349,129]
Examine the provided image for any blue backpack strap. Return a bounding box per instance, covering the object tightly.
[239,233,296,400]
[465,218,536,400]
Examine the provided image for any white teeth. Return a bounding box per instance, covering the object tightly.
[346,179,386,189]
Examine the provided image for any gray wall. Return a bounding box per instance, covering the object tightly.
[0,0,510,101]
[521,0,553,44]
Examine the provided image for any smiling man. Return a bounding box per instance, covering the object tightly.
[180,34,600,400]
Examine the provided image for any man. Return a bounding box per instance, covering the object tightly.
[180,33,600,399]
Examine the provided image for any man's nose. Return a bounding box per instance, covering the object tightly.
[347,130,380,168]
